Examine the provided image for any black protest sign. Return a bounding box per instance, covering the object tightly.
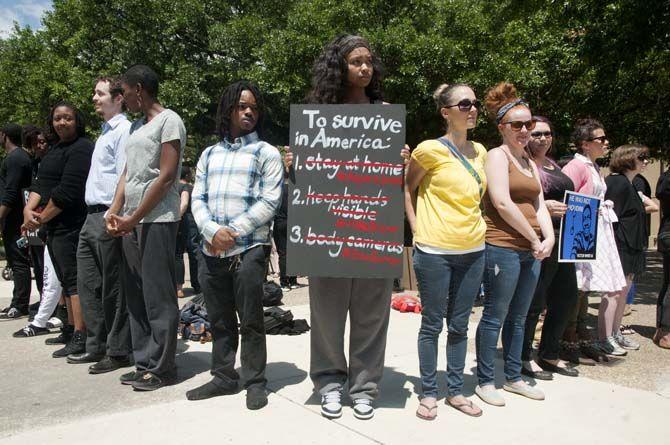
[286,104,406,278]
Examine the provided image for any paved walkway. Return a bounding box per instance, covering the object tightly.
[0,277,667,444]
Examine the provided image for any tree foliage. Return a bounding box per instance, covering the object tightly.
[0,0,668,162]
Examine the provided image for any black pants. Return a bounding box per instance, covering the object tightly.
[659,253,670,329]
[30,244,44,297]
[199,245,268,389]
[272,217,295,286]
[77,212,130,356]
[4,213,31,312]
[176,213,201,292]
[47,226,80,297]
[121,222,179,376]
[522,244,579,361]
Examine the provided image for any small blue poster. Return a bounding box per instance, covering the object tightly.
[558,191,600,262]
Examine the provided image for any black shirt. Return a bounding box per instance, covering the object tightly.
[657,170,670,232]
[0,147,33,214]
[179,182,193,215]
[32,137,94,231]
[605,173,647,252]
[539,161,575,233]
[274,181,288,221]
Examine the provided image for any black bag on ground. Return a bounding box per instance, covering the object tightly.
[264,307,310,335]
[263,281,283,307]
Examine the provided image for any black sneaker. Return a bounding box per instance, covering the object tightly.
[0,307,28,319]
[45,325,74,345]
[89,356,132,375]
[120,370,145,385]
[13,324,50,337]
[52,330,86,358]
[0,306,9,314]
[131,372,175,391]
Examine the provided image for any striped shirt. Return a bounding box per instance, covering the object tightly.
[192,131,283,257]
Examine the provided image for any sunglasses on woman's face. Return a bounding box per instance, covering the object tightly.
[588,136,607,143]
[502,119,536,131]
[638,154,650,162]
[445,99,481,112]
[530,131,552,138]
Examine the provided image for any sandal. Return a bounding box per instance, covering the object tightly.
[446,397,483,417]
[620,325,635,335]
[416,401,437,421]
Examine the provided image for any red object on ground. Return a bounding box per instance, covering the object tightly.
[391,294,422,313]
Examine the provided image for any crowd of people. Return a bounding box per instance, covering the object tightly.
[0,33,668,422]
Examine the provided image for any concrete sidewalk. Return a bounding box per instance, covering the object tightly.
[1,279,667,445]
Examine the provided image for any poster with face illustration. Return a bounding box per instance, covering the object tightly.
[286,104,406,278]
[559,191,600,262]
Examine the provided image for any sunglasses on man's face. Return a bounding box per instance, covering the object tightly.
[445,99,481,112]
[588,136,607,143]
[530,131,552,138]
[502,119,536,132]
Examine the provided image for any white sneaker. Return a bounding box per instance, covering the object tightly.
[353,398,374,420]
[503,381,545,401]
[475,385,505,406]
[614,330,639,350]
[47,317,63,329]
[320,390,342,419]
[605,336,628,356]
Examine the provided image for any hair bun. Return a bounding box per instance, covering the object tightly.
[484,82,518,120]
[432,84,449,105]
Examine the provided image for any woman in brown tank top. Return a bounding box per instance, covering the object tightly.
[474,83,555,407]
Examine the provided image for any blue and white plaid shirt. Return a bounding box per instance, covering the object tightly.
[192,131,283,258]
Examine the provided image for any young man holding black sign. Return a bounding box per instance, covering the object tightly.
[187,81,283,410]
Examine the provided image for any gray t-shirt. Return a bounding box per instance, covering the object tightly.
[124,109,186,223]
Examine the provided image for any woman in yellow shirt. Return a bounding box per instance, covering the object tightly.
[405,83,487,420]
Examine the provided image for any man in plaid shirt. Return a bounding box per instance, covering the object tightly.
[186,81,283,409]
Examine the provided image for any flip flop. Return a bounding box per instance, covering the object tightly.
[416,402,437,421]
[446,397,483,417]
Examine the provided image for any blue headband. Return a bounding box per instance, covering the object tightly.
[495,99,528,124]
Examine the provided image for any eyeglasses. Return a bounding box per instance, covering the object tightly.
[501,119,537,131]
[530,131,552,138]
[638,154,650,162]
[445,99,481,112]
[587,136,607,143]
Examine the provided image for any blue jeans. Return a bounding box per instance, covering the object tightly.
[414,248,485,398]
[476,244,540,386]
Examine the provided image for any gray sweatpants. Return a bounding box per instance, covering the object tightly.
[309,276,393,400]
[121,222,179,377]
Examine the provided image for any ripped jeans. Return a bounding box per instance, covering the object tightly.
[476,244,540,386]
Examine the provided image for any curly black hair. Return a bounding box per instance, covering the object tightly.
[216,80,264,140]
[306,34,384,105]
[46,101,87,143]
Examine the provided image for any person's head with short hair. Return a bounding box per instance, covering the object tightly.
[609,144,650,175]
[22,125,48,157]
[1,123,22,149]
[120,64,160,113]
[93,76,125,120]
[485,82,534,150]
[180,165,192,182]
[571,118,609,161]
[47,101,86,143]
[307,34,384,104]
[216,80,264,141]
[433,83,479,133]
